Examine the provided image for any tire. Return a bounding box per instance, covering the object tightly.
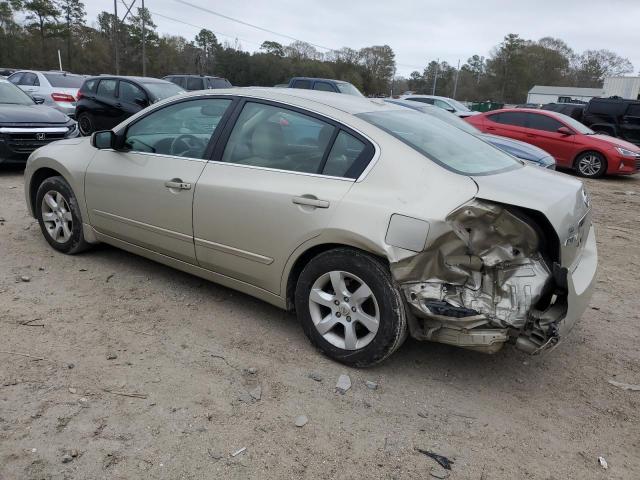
[574,151,607,178]
[35,176,90,254]
[77,112,94,136]
[295,248,407,367]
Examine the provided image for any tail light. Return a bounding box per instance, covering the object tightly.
[76,90,83,100]
[51,92,76,102]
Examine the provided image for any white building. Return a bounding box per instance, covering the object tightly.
[526,85,605,105]
[603,76,640,100]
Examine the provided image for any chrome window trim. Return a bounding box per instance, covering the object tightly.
[95,149,209,163]
[205,159,355,182]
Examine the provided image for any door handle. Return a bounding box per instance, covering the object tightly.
[164,180,191,190]
[292,196,330,208]
[526,134,536,138]
[486,126,496,131]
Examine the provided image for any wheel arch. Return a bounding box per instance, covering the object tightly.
[283,237,390,311]
[28,166,65,216]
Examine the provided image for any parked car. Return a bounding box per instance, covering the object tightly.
[466,108,640,178]
[287,77,363,96]
[163,74,232,91]
[24,88,597,366]
[74,76,185,135]
[385,98,555,169]
[580,97,640,146]
[0,68,18,77]
[7,70,84,118]
[541,103,586,121]
[0,79,78,165]
[400,94,479,118]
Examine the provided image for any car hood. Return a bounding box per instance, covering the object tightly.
[472,166,589,267]
[590,134,640,151]
[0,104,70,124]
[480,133,553,162]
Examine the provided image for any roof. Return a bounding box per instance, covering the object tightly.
[528,85,604,96]
[290,77,350,84]
[89,75,171,84]
[400,94,451,101]
[174,87,403,115]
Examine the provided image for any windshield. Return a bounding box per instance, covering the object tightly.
[358,109,522,175]
[143,82,185,101]
[556,112,594,134]
[0,81,34,105]
[336,82,364,97]
[446,98,471,112]
[43,73,84,88]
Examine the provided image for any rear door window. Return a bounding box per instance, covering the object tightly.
[19,73,39,86]
[291,79,312,89]
[313,82,336,92]
[487,112,528,127]
[7,72,22,84]
[97,79,117,98]
[208,78,231,88]
[119,81,146,104]
[525,113,564,132]
[322,130,368,178]
[187,77,204,90]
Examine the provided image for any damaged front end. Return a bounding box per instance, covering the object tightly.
[393,200,572,354]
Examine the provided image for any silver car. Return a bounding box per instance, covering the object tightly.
[23,88,597,366]
[400,94,480,118]
[7,70,84,118]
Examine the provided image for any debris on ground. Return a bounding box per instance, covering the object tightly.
[68,387,77,394]
[294,415,308,427]
[231,447,246,457]
[308,372,323,382]
[246,367,257,375]
[249,385,262,401]
[20,275,31,282]
[430,465,450,479]
[106,353,117,360]
[61,454,73,463]
[365,380,378,390]
[598,456,608,469]
[608,379,640,391]
[336,374,351,394]
[416,448,454,470]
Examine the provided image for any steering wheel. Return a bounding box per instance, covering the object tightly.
[170,134,205,156]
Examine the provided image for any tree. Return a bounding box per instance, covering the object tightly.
[573,49,633,86]
[359,45,395,95]
[23,0,59,61]
[260,40,284,57]
[195,28,220,73]
[56,0,84,69]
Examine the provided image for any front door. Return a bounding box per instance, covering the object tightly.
[85,97,233,263]
[522,112,576,166]
[193,100,373,294]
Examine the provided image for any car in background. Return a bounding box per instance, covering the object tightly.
[0,68,18,77]
[0,79,78,165]
[580,97,640,146]
[385,98,555,169]
[163,74,232,91]
[541,103,585,121]
[7,70,84,118]
[74,76,185,135]
[287,77,363,96]
[400,94,479,118]
[466,108,640,178]
[24,87,596,365]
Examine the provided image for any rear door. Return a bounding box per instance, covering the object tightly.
[484,111,528,141]
[193,99,374,294]
[85,97,234,263]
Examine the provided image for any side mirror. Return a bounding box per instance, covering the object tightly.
[32,96,45,104]
[446,107,455,113]
[557,126,572,135]
[92,130,127,150]
[134,97,149,108]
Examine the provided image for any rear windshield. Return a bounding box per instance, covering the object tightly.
[143,82,185,101]
[357,109,522,176]
[43,73,84,88]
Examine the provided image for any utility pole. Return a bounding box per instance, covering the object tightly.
[113,0,119,74]
[432,58,439,95]
[141,0,146,76]
[452,59,460,99]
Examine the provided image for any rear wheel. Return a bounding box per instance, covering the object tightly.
[295,248,407,367]
[77,112,94,136]
[35,176,90,254]
[575,151,607,178]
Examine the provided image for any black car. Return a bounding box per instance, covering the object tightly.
[580,97,640,146]
[75,76,185,135]
[0,79,78,165]
[541,102,586,121]
[163,74,232,91]
[286,77,363,96]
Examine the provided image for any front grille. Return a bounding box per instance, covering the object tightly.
[3,131,67,155]
[635,156,640,171]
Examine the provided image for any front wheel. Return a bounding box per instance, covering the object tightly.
[575,151,607,178]
[295,248,407,367]
[35,176,90,254]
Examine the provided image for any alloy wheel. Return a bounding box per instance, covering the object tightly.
[308,270,380,350]
[41,190,73,243]
[577,154,602,177]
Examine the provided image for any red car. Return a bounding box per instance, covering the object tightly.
[466,108,640,178]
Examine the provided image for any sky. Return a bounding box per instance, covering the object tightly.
[84,0,640,77]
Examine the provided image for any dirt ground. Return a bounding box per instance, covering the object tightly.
[0,166,639,480]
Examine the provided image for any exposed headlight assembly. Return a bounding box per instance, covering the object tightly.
[615,146,640,157]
